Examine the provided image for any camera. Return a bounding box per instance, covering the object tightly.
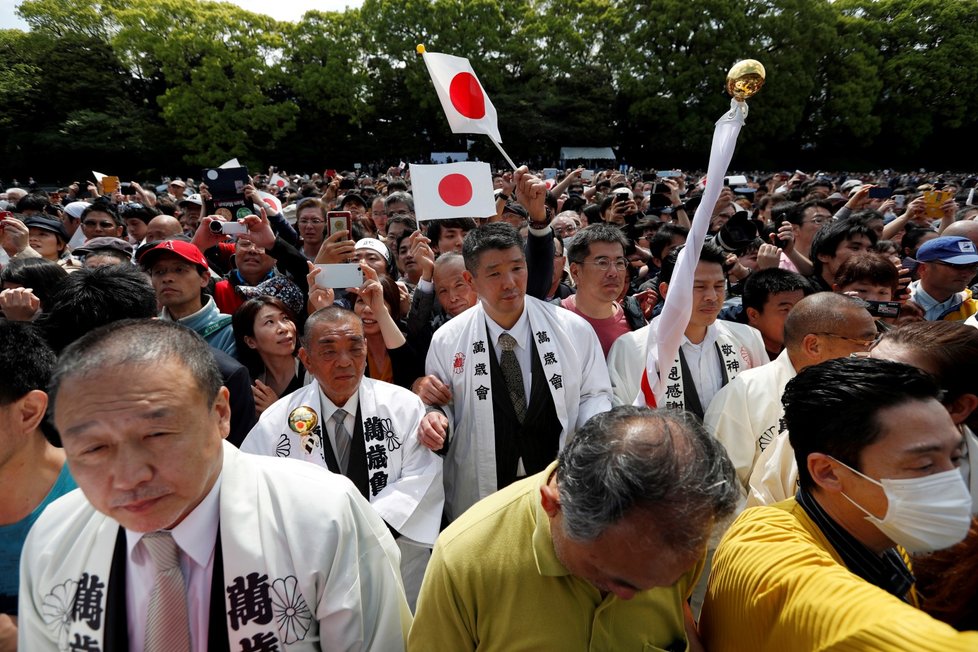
[714,211,758,254]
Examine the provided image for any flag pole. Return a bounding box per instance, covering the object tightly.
[492,139,519,171]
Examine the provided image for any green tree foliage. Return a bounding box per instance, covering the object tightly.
[4,0,978,180]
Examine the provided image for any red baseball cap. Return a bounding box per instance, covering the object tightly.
[139,239,209,270]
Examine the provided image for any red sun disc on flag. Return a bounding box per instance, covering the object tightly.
[438,174,473,207]
[449,72,486,119]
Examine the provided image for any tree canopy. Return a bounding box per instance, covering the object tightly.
[3,0,976,181]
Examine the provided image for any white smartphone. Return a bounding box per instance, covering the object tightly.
[222,221,249,235]
[315,263,364,289]
[580,169,595,182]
[725,175,749,186]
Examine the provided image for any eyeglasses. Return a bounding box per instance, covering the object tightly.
[814,332,879,349]
[802,216,831,226]
[236,239,265,253]
[83,220,116,229]
[581,258,627,272]
[553,226,578,237]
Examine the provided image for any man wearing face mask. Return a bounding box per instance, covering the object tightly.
[701,357,978,650]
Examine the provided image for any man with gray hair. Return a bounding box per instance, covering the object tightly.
[408,405,738,651]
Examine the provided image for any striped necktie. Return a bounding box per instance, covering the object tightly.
[142,531,191,652]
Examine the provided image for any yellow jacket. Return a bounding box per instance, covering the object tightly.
[700,499,978,651]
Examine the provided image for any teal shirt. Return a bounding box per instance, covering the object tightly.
[163,296,237,357]
[0,463,77,615]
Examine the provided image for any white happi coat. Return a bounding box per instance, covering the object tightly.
[241,377,443,547]
[703,348,797,496]
[607,317,767,408]
[426,297,612,521]
[18,442,411,652]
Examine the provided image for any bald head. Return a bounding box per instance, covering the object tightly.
[942,220,978,248]
[784,292,872,350]
[145,215,184,242]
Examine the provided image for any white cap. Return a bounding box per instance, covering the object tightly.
[178,193,203,207]
[64,201,89,219]
[355,238,391,265]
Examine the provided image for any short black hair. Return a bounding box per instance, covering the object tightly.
[426,218,477,248]
[461,222,524,274]
[810,219,878,277]
[783,199,831,227]
[742,269,814,313]
[659,241,726,286]
[649,224,689,260]
[566,223,630,264]
[0,258,69,312]
[0,321,56,405]
[80,201,121,225]
[784,357,940,491]
[40,265,158,353]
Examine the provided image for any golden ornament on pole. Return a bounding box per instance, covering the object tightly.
[726,60,766,101]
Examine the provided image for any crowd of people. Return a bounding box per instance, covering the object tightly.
[1,164,978,650]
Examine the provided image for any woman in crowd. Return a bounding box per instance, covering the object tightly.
[0,257,69,320]
[232,295,305,416]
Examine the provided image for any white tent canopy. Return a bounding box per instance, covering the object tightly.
[559,147,616,164]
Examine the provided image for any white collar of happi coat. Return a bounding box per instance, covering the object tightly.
[656,321,749,411]
[38,443,321,650]
[452,299,568,496]
[272,379,398,499]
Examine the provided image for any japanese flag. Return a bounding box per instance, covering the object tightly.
[421,50,502,143]
[257,191,282,215]
[410,162,496,221]
[269,173,288,191]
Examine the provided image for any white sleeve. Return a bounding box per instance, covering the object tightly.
[370,396,444,545]
[607,332,645,407]
[574,325,613,427]
[315,490,412,651]
[703,380,754,495]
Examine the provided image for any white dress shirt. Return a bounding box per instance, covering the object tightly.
[484,306,533,401]
[317,384,360,462]
[680,327,724,411]
[125,474,222,652]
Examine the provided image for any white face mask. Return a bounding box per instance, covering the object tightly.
[834,459,973,553]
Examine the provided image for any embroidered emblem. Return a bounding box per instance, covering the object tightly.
[41,578,77,650]
[453,352,465,374]
[740,346,751,365]
[275,434,291,457]
[269,576,312,644]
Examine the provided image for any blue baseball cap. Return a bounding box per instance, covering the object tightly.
[916,236,978,265]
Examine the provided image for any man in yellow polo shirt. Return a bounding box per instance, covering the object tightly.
[408,406,739,651]
[701,357,978,650]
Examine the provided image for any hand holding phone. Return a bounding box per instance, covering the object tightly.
[315,263,364,289]
[327,211,352,239]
